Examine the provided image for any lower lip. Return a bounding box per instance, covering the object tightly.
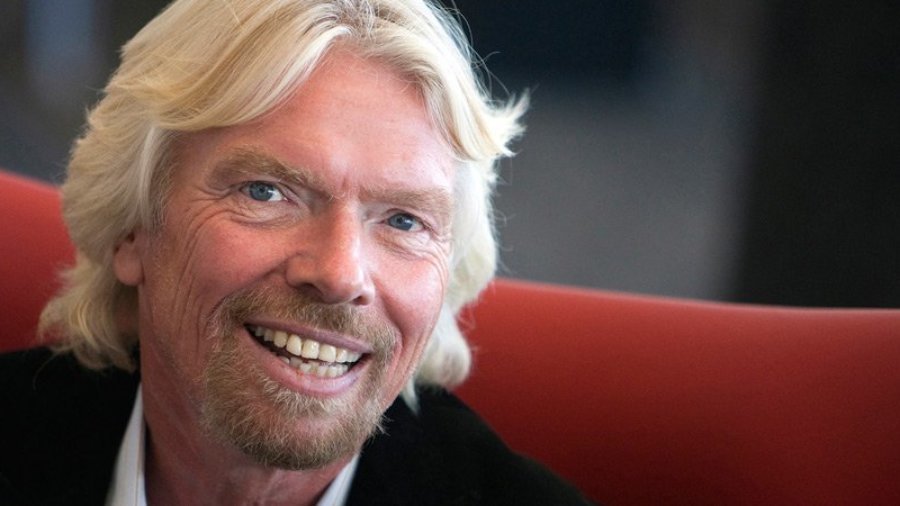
[240,327,367,397]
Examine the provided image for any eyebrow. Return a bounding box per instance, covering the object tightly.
[369,184,454,229]
[211,146,454,225]
[210,147,329,194]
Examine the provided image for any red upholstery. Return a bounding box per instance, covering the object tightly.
[3,168,900,504]
[458,282,900,504]
[0,170,74,347]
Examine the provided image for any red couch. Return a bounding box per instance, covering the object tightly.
[2,168,899,505]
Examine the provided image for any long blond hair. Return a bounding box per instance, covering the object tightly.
[40,0,526,399]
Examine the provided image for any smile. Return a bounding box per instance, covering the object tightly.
[247,325,364,379]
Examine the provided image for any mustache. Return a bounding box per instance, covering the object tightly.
[211,285,397,356]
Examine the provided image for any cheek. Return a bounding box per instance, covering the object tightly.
[378,250,450,378]
[141,221,283,350]
[186,219,292,288]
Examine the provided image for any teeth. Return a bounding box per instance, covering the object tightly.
[319,344,337,362]
[300,340,319,360]
[288,356,348,378]
[250,325,362,365]
[285,335,303,356]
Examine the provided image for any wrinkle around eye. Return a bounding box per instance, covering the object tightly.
[375,220,452,261]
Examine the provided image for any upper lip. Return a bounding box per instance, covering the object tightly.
[244,319,373,355]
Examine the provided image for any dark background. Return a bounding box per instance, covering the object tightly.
[1,0,897,307]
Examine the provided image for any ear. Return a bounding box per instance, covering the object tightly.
[113,232,145,286]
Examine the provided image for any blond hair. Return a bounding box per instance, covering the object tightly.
[40,0,526,399]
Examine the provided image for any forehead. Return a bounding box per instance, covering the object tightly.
[173,49,455,196]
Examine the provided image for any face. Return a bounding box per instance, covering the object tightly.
[113,50,455,469]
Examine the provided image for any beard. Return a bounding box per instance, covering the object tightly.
[199,286,397,470]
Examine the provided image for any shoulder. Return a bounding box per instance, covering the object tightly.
[349,388,594,505]
[0,347,138,505]
[0,347,138,422]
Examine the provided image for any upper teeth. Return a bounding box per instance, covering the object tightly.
[249,325,362,364]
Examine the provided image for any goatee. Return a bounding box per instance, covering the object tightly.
[200,286,396,469]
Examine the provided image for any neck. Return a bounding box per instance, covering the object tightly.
[139,359,353,505]
[145,436,351,506]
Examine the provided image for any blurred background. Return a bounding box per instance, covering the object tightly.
[1,0,896,307]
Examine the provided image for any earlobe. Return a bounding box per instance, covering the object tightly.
[113,232,145,286]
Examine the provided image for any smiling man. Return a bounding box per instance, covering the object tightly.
[0,0,590,505]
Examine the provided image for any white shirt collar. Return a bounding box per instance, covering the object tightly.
[107,384,147,505]
[106,384,359,506]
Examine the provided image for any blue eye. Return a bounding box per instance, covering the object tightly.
[387,213,421,232]
[244,181,284,202]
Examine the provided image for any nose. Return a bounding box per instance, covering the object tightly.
[284,211,375,306]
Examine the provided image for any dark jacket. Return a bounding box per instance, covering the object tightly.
[0,348,591,505]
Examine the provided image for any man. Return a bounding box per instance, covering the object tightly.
[1,0,590,504]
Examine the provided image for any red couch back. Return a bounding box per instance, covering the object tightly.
[458,281,900,504]
[3,168,900,505]
[0,171,73,346]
